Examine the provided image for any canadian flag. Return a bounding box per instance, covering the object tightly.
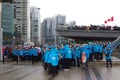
[104,16,114,24]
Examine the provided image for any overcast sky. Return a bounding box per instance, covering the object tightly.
[30,0,120,26]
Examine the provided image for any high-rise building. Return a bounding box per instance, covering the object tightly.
[2,1,14,46]
[55,15,66,44]
[42,15,66,45]
[42,17,55,45]
[69,21,76,27]
[0,0,14,60]
[14,0,30,44]
[30,6,41,45]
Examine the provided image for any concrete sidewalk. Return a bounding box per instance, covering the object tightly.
[0,61,120,80]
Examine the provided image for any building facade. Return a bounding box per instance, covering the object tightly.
[69,21,76,27]
[14,0,30,45]
[55,15,66,44]
[0,0,14,60]
[42,17,55,45]
[30,6,41,45]
[42,15,66,45]
[2,2,14,46]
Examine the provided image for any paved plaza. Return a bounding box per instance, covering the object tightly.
[1,58,120,80]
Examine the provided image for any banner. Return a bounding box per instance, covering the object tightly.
[110,36,120,50]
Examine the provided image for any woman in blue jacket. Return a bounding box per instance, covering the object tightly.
[50,47,59,76]
[104,47,113,68]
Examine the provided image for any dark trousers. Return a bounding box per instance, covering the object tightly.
[82,60,88,69]
[64,58,71,69]
[99,53,103,60]
[32,55,38,64]
[44,62,48,70]
[59,58,64,69]
[51,66,58,76]
[48,63,52,74]
[74,58,80,67]
[89,53,93,61]
[95,52,99,60]
[106,59,112,68]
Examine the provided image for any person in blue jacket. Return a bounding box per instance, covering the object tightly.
[98,42,104,60]
[12,47,18,61]
[74,44,81,67]
[34,47,38,62]
[81,45,89,68]
[93,42,99,61]
[58,47,65,69]
[50,47,59,76]
[31,47,38,64]
[63,45,72,71]
[104,47,113,68]
[87,43,93,61]
[42,46,52,74]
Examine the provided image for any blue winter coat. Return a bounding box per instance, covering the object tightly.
[64,45,72,59]
[17,49,23,56]
[93,44,99,53]
[58,48,65,58]
[50,48,59,66]
[81,47,89,60]
[104,48,113,60]
[33,48,38,56]
[43,50,51,63]
[87,45,93,54]
[99,44,103,53]
[74,46,81,58]
[12,49,17,56]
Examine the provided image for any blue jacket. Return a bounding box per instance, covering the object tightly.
[87,45,93,54]
[64,45,72,59]
[99,44,103,53]
[17,49,23,56]
[74,46,81,58]
[33,48,38,56]
[43,50,51,63]
[81,47,89,60]
[71,48,76,59]
[104,48,113,60]
[58,48,65,58]
[50,48,59,66]
[93,44,99,53]
[12,49,17,56]
[29,49,33,56]
[24,49,30,56]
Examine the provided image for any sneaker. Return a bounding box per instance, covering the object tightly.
[64,69,68,71]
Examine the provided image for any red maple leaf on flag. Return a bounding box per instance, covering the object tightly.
[111,16,114,21]
[104,21,107,24]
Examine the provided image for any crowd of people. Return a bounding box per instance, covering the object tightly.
[2,41,113,76]
[66,25,120,31]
